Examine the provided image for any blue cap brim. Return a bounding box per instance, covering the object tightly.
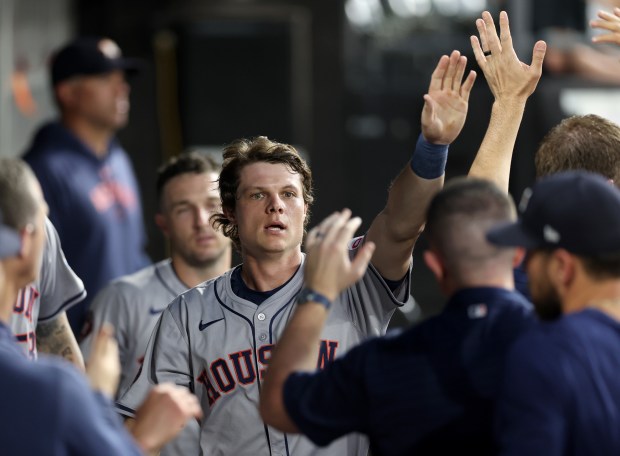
[486,221,544,250]
[0,224,21,259]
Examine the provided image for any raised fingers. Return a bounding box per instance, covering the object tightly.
[452,55,468,92]
[306,211,341,249]
[471,34,486,67]
[460,70,477,102]
[350,240,375,281]
[591,9,620,44]
[307,209,360,251]
[428,54,450,94]
[530,40,547,76]
[481,11,502,55]
[475,17,490,53]
[322,209,356,245]
[443,50,461,91]
[498,11,513,52]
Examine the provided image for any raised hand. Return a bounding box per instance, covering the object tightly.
[304,209,375,301]
[85,324,120,398]
[421,50,476,145]
[591,8,620,46]
[471,10,546,103]
[467,10,546,192]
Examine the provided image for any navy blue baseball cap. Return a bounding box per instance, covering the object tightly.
[0,210,21,259]
[487,171,620,255]
[51,37,141,86]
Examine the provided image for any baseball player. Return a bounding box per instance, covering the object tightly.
[117,50,476,455]
[260,12,546,453]
[488,171,620,455]
[13,218,86,361]
[80,152,232,456]
[0,157,202,455]
[3,158,86,366]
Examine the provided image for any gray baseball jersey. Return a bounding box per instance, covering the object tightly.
[118,237,411,456]
[10,217,86,359]
[80,258,200,456]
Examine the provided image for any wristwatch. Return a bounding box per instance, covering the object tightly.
[295,287,332,310]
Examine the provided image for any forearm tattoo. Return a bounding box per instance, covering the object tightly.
[36,314,84,369]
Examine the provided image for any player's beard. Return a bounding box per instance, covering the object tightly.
[531,283,563,321]
[180,243,228,270]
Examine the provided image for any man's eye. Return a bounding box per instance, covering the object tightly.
[283,191,295,198]
[250,193,264,200]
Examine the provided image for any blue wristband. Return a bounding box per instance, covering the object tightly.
[295,287,332,310]
[410,134,448,179]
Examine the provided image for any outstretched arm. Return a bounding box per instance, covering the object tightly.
[366,51,476,280]
[468,10,546,192]
[260,210,375,432]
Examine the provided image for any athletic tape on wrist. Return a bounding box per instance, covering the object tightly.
[410,134,448,179]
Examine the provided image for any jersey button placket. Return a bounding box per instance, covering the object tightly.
[256,313,268,345]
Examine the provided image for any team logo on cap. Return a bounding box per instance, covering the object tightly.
[98,38,121,59]
[543,224,560,243]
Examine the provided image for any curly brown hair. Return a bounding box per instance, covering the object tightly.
[535,114,620,183]
[211,136,314,251]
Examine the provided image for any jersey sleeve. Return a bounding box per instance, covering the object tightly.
[56,364,143,456]
[80,282,131,364]
[283,341,372,446]
[344,236,412,335]
[116,295,193,416]
[37,217,86,321]
[496,333,568,456]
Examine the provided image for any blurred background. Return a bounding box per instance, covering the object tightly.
[2,0,620,325]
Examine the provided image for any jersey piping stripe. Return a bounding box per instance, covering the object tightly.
[267,288,302,456]
[268,290,300,345]
[37,289,87,322]
[154,265,183,299]
[214,285,255,334]
[182,298,196,394]
[214,285,281,456]
[263,423,274,456]
[267,292,299,456]
[115,402,136,418]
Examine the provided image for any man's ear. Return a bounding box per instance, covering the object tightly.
[550,249,577,292]
[424,249,445,283]
[155,213,169,238]
[512,247,526,268]
[55,81,75,108]
[18,224,34,259]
